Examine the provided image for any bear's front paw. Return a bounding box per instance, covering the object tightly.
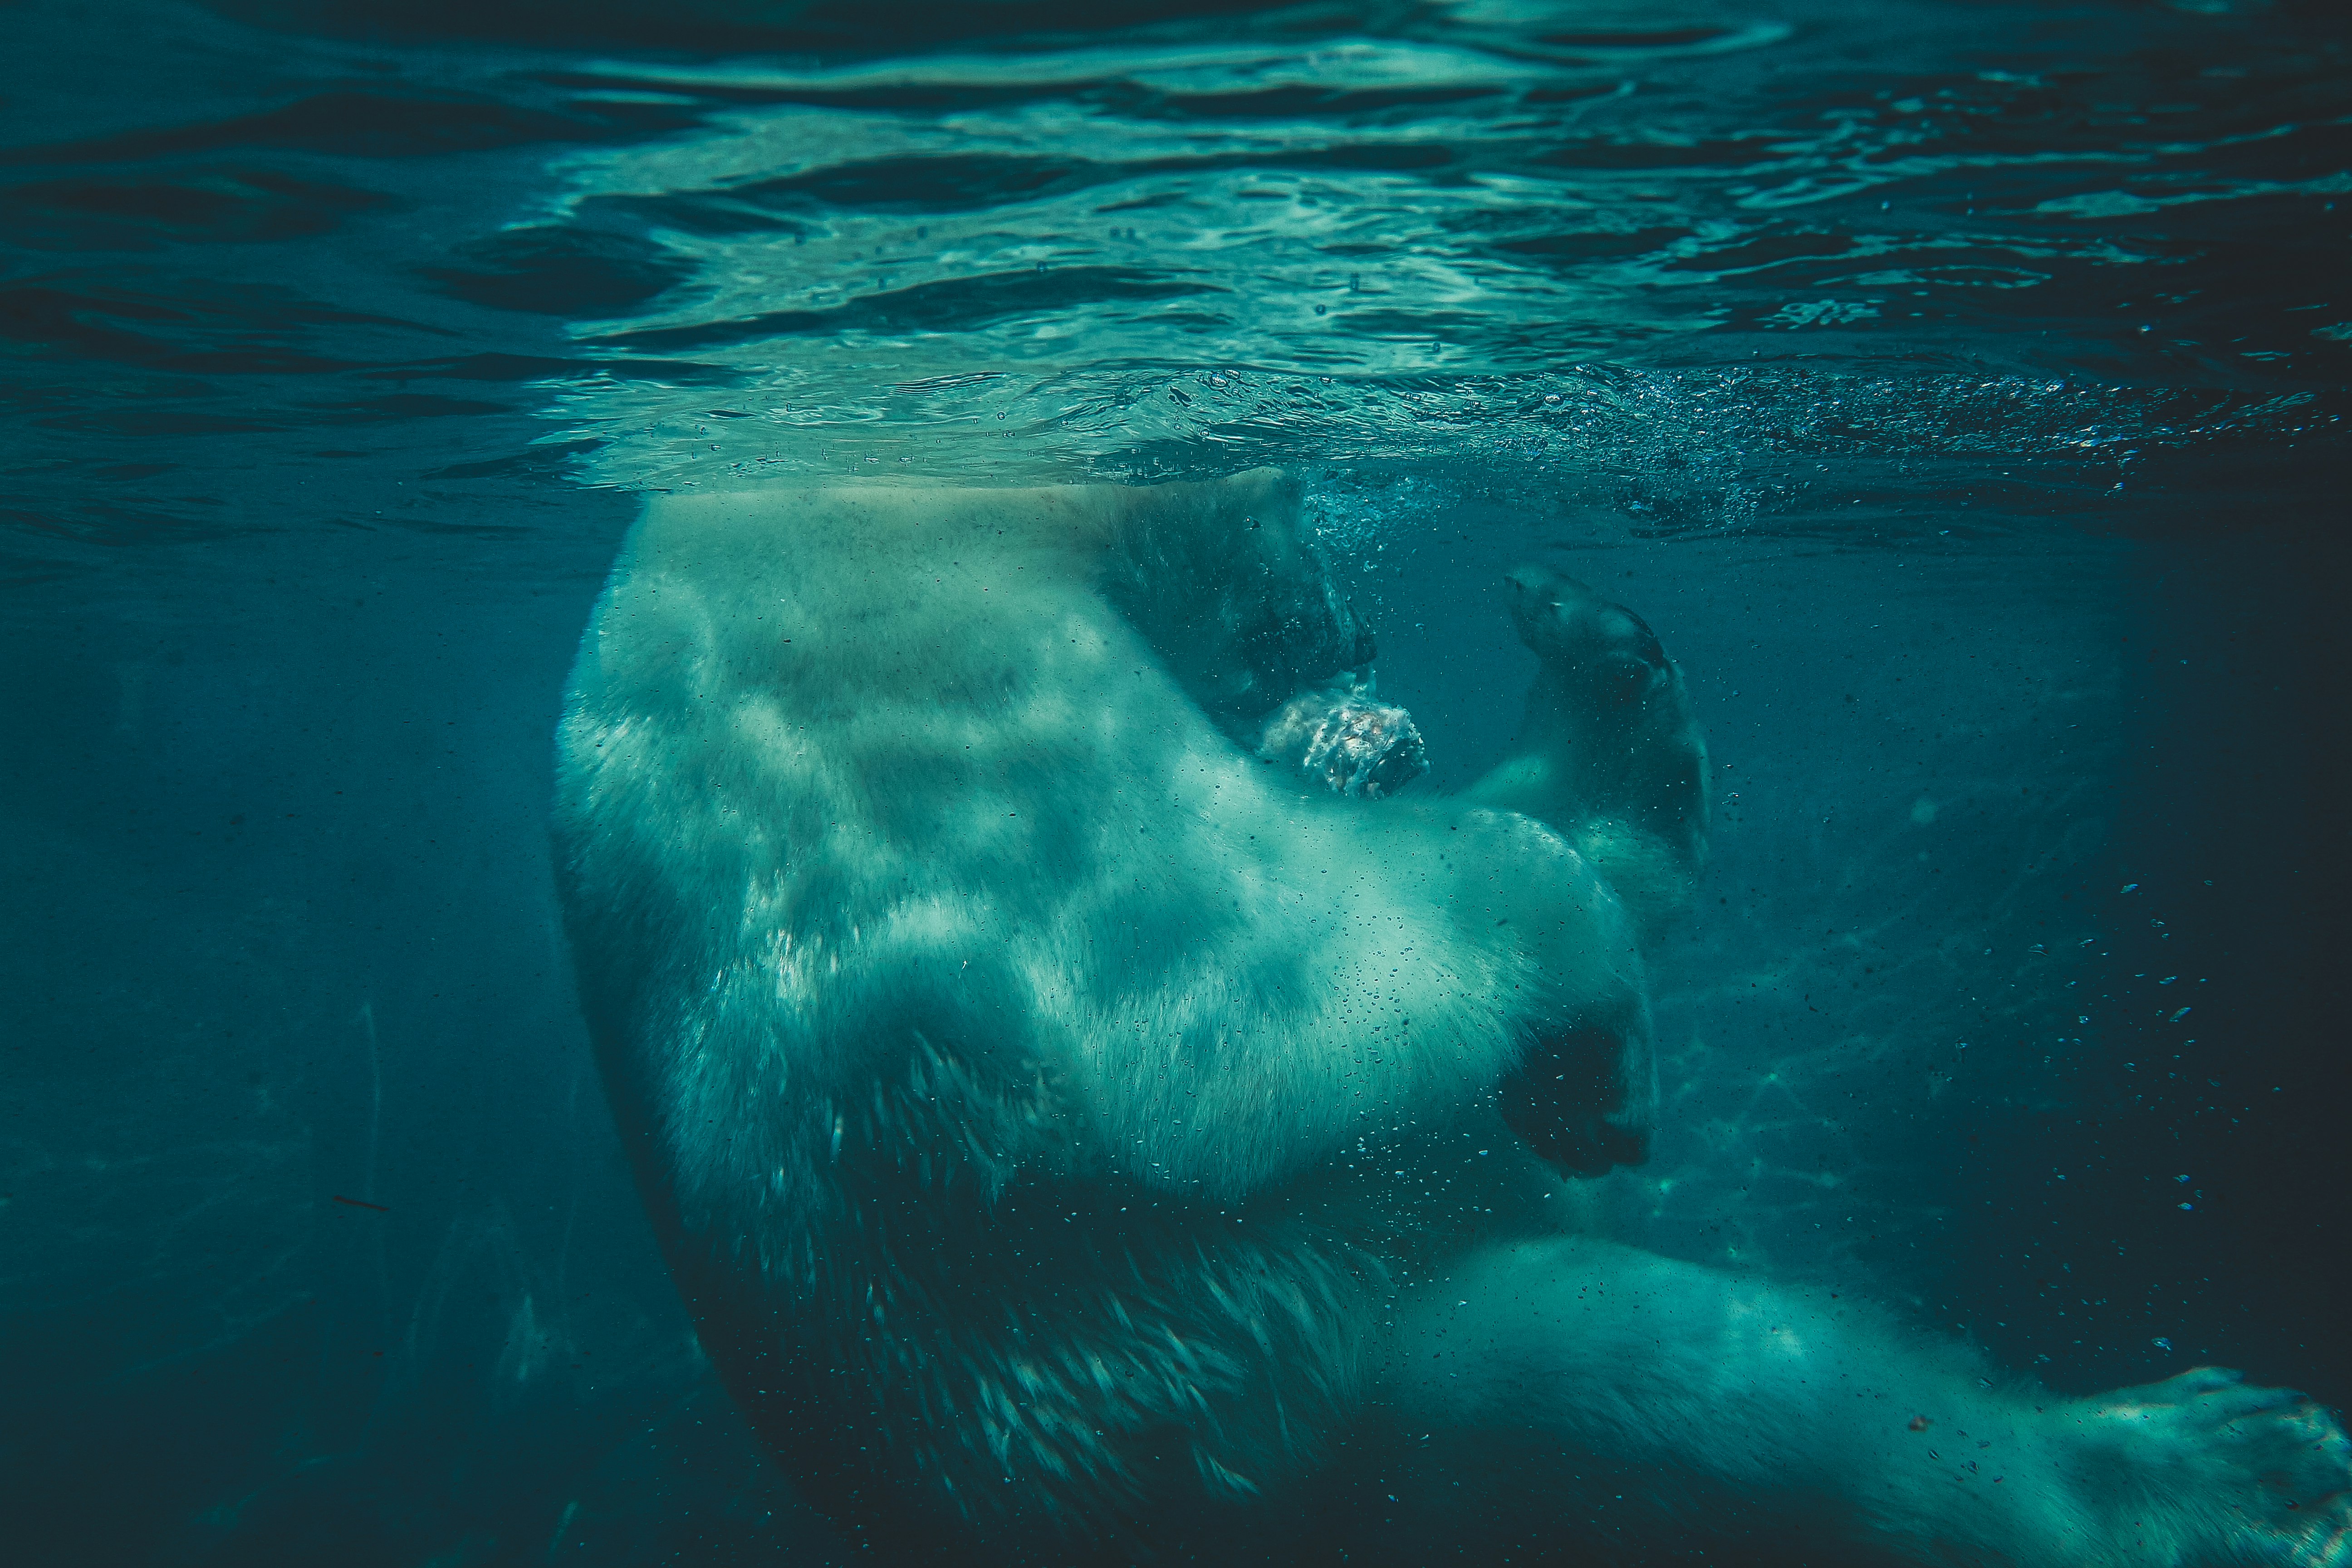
[1504,566,1672,706]
[2058,1367,2352,1567]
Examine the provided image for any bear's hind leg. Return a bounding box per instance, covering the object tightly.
[2043,1365,2352,1568]
[1385,1235,2352,1567]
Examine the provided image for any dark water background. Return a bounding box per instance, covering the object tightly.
[1,0,2346,1562]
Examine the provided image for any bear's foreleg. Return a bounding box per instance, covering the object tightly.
[1466,567,1709,944]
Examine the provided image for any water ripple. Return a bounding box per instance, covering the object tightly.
[0,0,2343,555]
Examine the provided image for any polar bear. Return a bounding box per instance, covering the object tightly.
[553,471,2349,1565]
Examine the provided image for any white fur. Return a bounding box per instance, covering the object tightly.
[555,476,2352,1566]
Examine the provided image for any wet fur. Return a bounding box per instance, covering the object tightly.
[554,472,2352,1566]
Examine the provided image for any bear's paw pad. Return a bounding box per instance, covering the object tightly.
[2073,1367,2352,1566]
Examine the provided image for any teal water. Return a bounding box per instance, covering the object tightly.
[0,0,2344,1562]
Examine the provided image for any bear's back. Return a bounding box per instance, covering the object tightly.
[554,487,1399,1556]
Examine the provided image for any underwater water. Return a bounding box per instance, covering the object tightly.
[1,0,2346,1561]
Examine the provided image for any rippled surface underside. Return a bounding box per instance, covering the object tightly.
[3,0,2345,547]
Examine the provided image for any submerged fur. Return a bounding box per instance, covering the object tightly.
[554,477,1646,1553]
[557,474,2352,1568]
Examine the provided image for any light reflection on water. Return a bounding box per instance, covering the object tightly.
[526,7,2347,490]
